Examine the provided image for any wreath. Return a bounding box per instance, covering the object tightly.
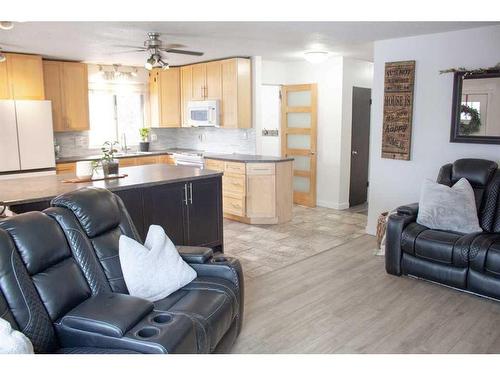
[459,104,481,135]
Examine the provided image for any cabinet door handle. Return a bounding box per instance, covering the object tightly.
[183,184,188,206]
[189,182,193,204]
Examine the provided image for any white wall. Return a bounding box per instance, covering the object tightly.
[366,25,500,235]
[260,57,373,209]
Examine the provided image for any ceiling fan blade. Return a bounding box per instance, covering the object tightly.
[110,44,147,49]
[165,49,204,56]
[160,43,186,50]
[108,49,146,54]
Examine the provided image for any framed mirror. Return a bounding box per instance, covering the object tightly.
[450,70,500,144]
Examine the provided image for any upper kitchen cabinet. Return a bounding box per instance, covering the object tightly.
[43,60,89,132]
[149,67,181,127]
[221,58,251,129]
[179,58,251,128]
[1,53,45,100]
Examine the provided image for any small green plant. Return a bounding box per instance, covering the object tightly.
[101,140,119,162]
[139,127,151,142]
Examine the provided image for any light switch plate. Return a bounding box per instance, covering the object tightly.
[262,129,279,137]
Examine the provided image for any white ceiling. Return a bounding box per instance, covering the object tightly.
[0,22,497,66]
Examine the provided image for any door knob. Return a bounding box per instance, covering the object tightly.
[352,150,358,156]
[310,151,316,155]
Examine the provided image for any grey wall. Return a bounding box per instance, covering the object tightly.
[54,127,256,158]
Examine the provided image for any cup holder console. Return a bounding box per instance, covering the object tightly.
[213,257,228,263]
[136,327,160,339]
[152,314,172,325]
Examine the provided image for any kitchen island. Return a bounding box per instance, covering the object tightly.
[0,164,224,251]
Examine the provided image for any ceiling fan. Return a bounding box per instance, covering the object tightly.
[114,32,204,70]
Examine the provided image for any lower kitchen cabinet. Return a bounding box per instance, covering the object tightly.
[142,177,223,250]
[205,158,293,225]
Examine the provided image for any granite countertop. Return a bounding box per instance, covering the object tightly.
[0,164,222,206]
[203,153,294,163]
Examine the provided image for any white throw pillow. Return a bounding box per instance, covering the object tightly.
[119,225,197,301]
[417,178,482,234]
[0,318,34,354]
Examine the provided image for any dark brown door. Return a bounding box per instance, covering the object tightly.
[186,177,223,249]
[349,87,371,207]
[114,189,145,241]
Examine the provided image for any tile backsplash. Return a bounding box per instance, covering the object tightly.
[54,128,256,158]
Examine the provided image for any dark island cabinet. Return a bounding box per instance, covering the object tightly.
[142,176,223,251]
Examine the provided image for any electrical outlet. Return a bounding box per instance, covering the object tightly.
[150,133,158,141]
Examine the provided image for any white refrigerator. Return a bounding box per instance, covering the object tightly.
[0,100,56,173]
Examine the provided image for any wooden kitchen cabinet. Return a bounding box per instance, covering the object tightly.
[0,60,10,99]
[221,58,251,128]
[56,154,175,174]
[205,158,292,224]
[191,63,206,100]
[43,60,89,132]
[149,67,181,128]
[2,53,45,100]
[178,58,251,128]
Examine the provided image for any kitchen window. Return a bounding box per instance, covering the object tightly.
[88,89,145,148]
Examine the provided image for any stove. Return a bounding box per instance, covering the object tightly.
[171,151,205,169]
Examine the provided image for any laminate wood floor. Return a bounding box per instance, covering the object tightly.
[228,233,500,353]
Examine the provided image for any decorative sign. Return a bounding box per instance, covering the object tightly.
[382,60,416,160]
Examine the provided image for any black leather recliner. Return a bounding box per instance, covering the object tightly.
[386,158,500,300]
[0,187,244,354]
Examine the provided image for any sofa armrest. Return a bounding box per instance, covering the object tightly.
[176,246,213,264]
[59,294,153,338]
[396,203,419,217]
[385,213,417,276]
[189,256,245,335]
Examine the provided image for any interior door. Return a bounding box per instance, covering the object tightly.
[0,100,21,172]
[349,87,372,207]
[281,84,318,207]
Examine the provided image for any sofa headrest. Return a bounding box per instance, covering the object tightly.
[51,187,121,238]
[0,212,71,275]
[451,159,498,187]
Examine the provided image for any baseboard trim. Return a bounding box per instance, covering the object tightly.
[316,200,350,210]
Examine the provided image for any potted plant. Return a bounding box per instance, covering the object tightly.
[100,140,120,176]
[139,127,151,152]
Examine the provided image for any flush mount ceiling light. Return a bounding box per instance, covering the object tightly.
[0,21,14,30]
[304,51,330,64]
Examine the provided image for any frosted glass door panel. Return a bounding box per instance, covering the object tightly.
[287,113,311,128]
[287,90,311,107]
[293,176,310,193]
[293,155,310,171]
[287,134,311,149]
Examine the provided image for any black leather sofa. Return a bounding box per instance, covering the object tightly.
[386,158,500,300]
[0,187,243,354]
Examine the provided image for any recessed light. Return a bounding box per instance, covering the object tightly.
[0,21,14,30]
[304,51,330,64]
